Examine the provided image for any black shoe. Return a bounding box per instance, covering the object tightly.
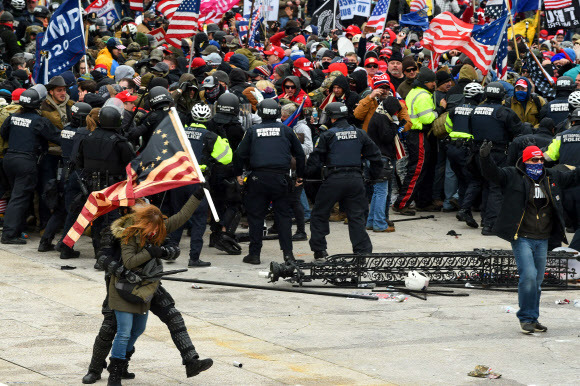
[82,371,101,384]
[242,254,261,265]
[416,204,442,212]
[392,206,416,216]
[520,322,535,334]
[314,250,328,260]
[188,259,211,267]
[185,357,213,377]
[1,237,26,244]
[55,240,63,252]
[292,232,307,241]
[481,226,494,236]
[442,207,458,212]
[283,250,296,263]
[38,239,55,252]
[534,321,548,332]
[60,247,80,259]
[456,210,478,228]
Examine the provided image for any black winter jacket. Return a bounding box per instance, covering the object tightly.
[480,154,580,243]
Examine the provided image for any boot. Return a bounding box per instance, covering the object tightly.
[38,238,55,252]
[185,357,214,378]
[107,358,125,386]
[456,210,478,228]
[60,245,80,259]
[82,361,106,384]
[121,348,135,379]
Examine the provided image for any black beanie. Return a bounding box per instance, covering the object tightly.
[436,70,453,86]
[417,67,436,85]
[382,96,402,116]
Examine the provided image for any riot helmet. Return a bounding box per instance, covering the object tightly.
[19,88,42,109]
[555,76,575,91]
[484,82,505,100]
[570,108,580,126]
[30,84,47,101]
[325,102,348,119]
[33,5,49,18]
[215,93,240,116]
[257,98,280,120]
[148,86,173,110]
[99,98,124,130]
[71,102,92,127]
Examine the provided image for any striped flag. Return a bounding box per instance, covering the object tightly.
[283,99,306,128]
[198,0,240,26]
[156,0,180,19]
[422,12,508,75]
[164,0,201,48]
[496,26,508,79]
[409,0,426,12]
[524,51,556,99]
[544,0,572,9]
[366,0,390,35]
[63,110,201,247]
[248,0,264,48]
[130,0,144,12]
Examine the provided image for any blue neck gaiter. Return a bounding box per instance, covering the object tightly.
[525,163,543,180]
[515,90,528,102]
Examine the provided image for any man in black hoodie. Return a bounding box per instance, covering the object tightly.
[330,75,360,125]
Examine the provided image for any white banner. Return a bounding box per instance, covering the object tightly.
[244,0,279,21]
[338,0,355,20]
[85,0,119,27]
[353,0,371,17]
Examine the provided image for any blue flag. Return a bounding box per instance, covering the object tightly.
[399,9,429,31]
[32,0,85,84]
[513,0,540,13]
[283,99,306,128]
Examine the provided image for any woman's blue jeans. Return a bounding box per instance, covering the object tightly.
[510,237,548,323]
[111,311,149,359]
[367,180,389,231]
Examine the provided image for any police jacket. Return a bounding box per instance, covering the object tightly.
[233,119,305,177]
[76,127,135,176]
[538,96,570,124]
[185,123,232,171]
[60,123,80,163]
[469,100,525,145]
[0,111,61,156]
[480,154,580,243]
[444,97,479,140]
[306,118,383,180]
[206,117,245,151]
[406,86,443,132]
[545,124,580,166]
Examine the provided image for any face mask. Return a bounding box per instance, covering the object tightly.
[321,61,330,70]
[346,62,357,73]
[525,163,543,180]
[515,90,528,102]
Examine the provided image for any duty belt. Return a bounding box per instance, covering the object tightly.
[328,166,362,174]
[252,168,289,175]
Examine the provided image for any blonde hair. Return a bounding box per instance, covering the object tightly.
[256,80,276,93]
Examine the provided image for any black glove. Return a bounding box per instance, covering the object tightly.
[480,140,493,158]
[145,245,164,259]
[193,182,209,200]
[160,245,181,261]
[179,81,192,91]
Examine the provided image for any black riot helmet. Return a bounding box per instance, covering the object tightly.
[570,108,580,126]
[257,98,280,120]
[325,102,349,119]
[555,76,575,91]
[19,88,42,109]
[99,98,124,130]
[33,5,50,18]
[484,82,505,101]
[215,93,240,116]
[148,86,173,110]
[71,102,92,127]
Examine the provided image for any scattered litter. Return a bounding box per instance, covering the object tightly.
[233,361,243,368]
[191,284,203,289]
[258,271,270,278]
[447,230,461,238]
[502,306,516,313]
[555,299,570,305]
[357,283,376,288]
[574,299,580,308]
[360,292,407,302]
[465,282,475,288]
[468,365,502,379]
[61,265,76,270]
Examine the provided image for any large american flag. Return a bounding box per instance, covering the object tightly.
[422,12,508,75]
[130,0,144,12]
[164,0,201,48]
[367,0,391,35]
[63,110,201,248]
[525,51,556,99]
[156,0,180,19]
[544,0,572,9]
[198,0,240,26]
[496,26,508,79]
[409,0,427,12]
[484,0,507,20]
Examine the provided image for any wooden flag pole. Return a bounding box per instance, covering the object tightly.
[169,107,220,222]
[505,0,519,59]
[528,47,555,86]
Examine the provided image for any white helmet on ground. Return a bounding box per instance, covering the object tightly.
[404,271,430,291]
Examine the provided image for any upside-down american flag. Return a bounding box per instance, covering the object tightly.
[63,110,201,248]
[130,0,144,12]
[366,0,390,35]
[422,12,508,75]
[164,0,201,48]
[156,0,180,20]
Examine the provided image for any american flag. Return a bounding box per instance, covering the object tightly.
[484,0,507,20]
[248,0,264,48]
[283,99,305,128]
[423,12,508,75]
[198,0,240,26]
[366,0,391,35]
[524,51,556,99]
[164,0,201,48]
[409,0,427,12]
[495,26,508,79]
[544,0,572,10]
[156,0,180,19]
[130,0,144,12]
[63,110,201,248]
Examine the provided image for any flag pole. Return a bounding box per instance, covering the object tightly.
[528,47,554,86]
[486,15,509,82]
[333,0,337,29]
[169,107,220,222]
[505,0,519,59]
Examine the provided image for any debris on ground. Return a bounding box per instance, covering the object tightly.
[468,365,502,379]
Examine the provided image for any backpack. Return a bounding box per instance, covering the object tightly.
[0,104,22,157]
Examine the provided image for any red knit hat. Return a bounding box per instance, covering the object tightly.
[522,146,544,162]
[12,88,25,101]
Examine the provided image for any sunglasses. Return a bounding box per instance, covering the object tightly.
[404,67,418,73]
[284,84,296,89]
[366,64,378,69]
[529,158,544,163]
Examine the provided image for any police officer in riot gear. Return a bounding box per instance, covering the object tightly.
[0,86,61,244]
[206,93,245,150]
[76,98,135,255]
[445,82,484,229]
[234,98,305,265]
[539,76,575,124]
[307,102,382,259]
[545,108,580,251]
[58,102,92,259]
[469,81,526,235]
[554,90,580,134]
[128,86,173,149]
